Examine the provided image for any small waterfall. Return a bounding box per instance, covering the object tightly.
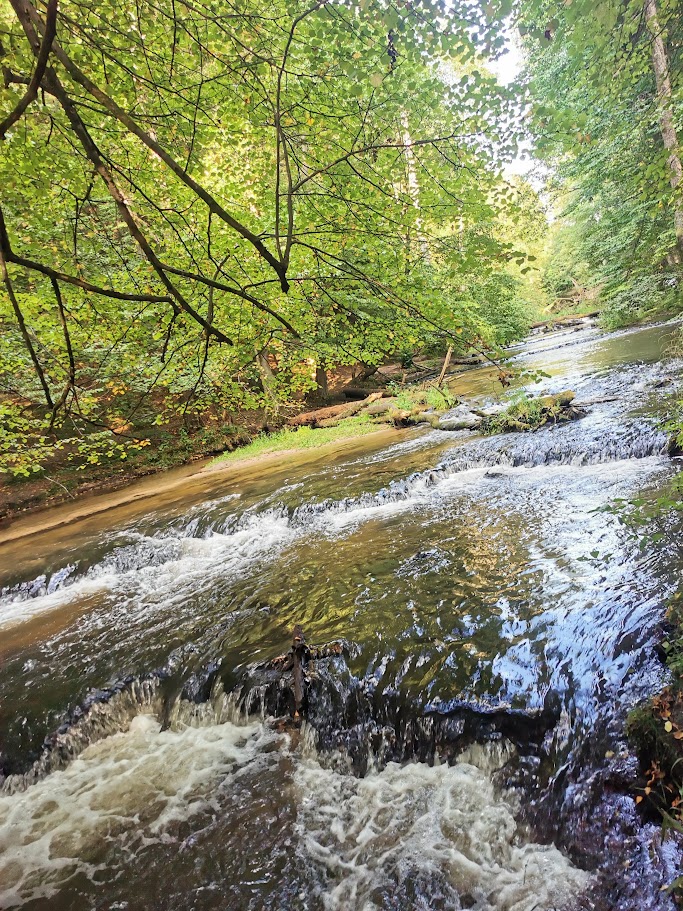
[1,676,165,794]
[2,650,563,795]
[0,404,675,616]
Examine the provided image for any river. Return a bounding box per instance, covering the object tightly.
[0,321,681,910]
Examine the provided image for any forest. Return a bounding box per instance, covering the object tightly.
[0,0,681,499]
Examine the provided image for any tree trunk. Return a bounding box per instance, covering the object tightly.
[256,349,277,401]
[645,0,683,258]
[354,363,379,382]
[315,365,329,402]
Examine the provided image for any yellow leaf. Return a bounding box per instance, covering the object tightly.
[665,721,673,733]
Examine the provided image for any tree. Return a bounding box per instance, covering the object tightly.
[518,0,683,322]
[645,0,683,257]
[0,0,540,476]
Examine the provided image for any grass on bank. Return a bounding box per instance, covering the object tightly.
[210,413,381,465]
[388,384,458,413]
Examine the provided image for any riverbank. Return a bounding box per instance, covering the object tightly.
[0,423,405,546]
[2,314,676,529]
[627,578,683,845]
[0,352,479,524]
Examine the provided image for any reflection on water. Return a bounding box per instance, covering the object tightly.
[0,320,681,909]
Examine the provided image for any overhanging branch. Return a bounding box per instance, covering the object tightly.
[0,0,57,139]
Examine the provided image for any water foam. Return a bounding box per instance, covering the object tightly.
[0,716,274,908]
[296,753,591,911]
[0,413,674,633]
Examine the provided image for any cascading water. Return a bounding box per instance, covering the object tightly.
[0,320,682,910]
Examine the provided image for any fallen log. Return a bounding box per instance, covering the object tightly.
[342,386,391,400]
[572,395,618,407]
[288,392,383,427]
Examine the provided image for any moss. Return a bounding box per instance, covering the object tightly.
[626,591,683,820]
[483,393,557,434]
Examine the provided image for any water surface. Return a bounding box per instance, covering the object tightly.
[0,321,681,910]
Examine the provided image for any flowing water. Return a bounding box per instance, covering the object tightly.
[0,321,682,910]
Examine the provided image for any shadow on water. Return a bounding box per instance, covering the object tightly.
[0,320,682,910]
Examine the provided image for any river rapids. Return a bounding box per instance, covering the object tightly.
[0,321,681,910]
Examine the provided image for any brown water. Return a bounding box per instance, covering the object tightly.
[0,321,682,910]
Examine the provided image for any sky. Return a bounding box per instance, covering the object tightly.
[488,23,536,179]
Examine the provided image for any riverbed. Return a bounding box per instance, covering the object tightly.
[0,321,681,910]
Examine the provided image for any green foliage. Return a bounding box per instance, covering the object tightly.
[0,397,153,478]
[626,591,683,837]
[0,0,544,478]
[483,391,558,434]
[390,384,458,412]
[600,275,680,329]
[467,273,532,345]
[519,0,683,322]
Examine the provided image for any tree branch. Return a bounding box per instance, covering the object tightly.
[0,234,54,409]
[0,0,57,139]
[9,0,291,291]
[10,14,235,346]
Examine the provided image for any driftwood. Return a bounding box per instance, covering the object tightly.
[572,395,619,407]
[257,626,344,719]
[530,312,599,330]
[436,346,453,388]
[288,392,382,427]
[449,355,483,366]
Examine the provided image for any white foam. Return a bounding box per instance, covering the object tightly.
[295,754,591,911]
[0,717,274,908]
[0,512,296,631]
[0,446,671,633]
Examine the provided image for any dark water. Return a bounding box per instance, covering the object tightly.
[0,321,682,910]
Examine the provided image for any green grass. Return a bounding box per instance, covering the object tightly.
[210,413,380,465]
[483,392,552,434]
[389,384,457,412]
